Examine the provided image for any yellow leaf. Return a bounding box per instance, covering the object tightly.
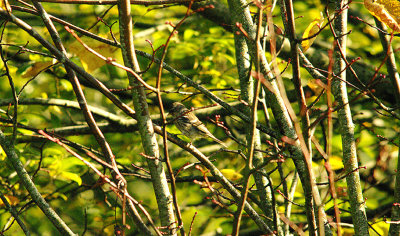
[60,171,82,185]
[50,105,62,114]
[364,0,400,32]
[0,145,5,160]
[369,220,389,236]
[41,92,48,99]
[342,228,355,236]
[21,61,55,78]
[301,14,324,52]
[328,155,344,171]
[0,0,11,13]
[67,38,118,72]
[0,195,19,206]
[312,161,319,169]
[221,169,243,181]
[362,121,373,128]
[307,79,324,94]
[52,192,68,201]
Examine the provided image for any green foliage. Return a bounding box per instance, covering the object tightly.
[0,0,399,235]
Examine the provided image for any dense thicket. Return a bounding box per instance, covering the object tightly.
[0,0,399,235]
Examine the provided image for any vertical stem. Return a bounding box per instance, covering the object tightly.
[228,0,279,233]
[231,5,263,233]
[117,1,177,234]
[283,0,310,143]
[326,49,341,236]
[374,20,400,236]
[280,0,328,234]
[331,1,369,235]
[155,3,195,236]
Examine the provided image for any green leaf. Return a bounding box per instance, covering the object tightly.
[183,29,199,40]
[60,171,82,186]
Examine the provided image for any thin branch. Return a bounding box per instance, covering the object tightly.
[154,1,197,235]
[38,130,161,236]
[0,191,30,235]
[0,22,18,145]
[0,130,76,235]
[232,2,263,234]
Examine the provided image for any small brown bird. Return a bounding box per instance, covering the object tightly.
[169,102,227,148]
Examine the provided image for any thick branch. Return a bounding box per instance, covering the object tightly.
[0,130,76,235]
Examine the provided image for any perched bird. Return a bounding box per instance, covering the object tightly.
[169,102,227,148]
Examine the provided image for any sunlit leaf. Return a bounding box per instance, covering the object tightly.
[41,92,48,99]
[329,155,344,170]
[17,128,34,135]
[301,13,324,52]
[60,171,82,185]
[67,38,118,72]
[21,61,55,78]
[52,192,68,201]
[369,220,389,235]
[60,157,86,170]
[221,169,243,181]
[183,29,199,40]
[307,78,324,94]
[0,146,5,160]
[0,0,11,13]
[364,0,400,32]
[59,80,73,92]
[0,195,19,206]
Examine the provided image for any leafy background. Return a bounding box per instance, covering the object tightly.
[0,0,399,235]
